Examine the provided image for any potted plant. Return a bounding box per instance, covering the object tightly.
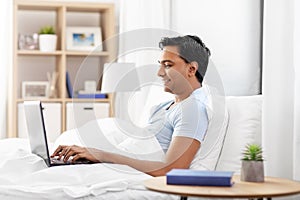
[39,25,57,52]
[240,144,264,182]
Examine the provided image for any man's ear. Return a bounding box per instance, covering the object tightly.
[188,61,198,75]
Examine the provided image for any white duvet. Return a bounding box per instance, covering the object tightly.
[0,118,175,200]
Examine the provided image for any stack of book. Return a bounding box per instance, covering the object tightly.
[77,90,107,99]
[166,169,234,187]
[66,72,106,99]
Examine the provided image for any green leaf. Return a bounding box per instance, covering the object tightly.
[241,144,264,161]
[39,26,55,34]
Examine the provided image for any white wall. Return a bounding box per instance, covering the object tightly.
[171,0,262,96]
[262,0,295,179]
[294,0,300,180]
[0,0,13,138]
[2,0,262,138]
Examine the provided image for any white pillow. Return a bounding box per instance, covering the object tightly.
[190,94,229,171]
[53,118,132,152]
[53,118,165,161]
[216,95,262,173]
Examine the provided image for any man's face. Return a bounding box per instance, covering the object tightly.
[158,46,191,94]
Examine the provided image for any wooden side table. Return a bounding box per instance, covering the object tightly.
[144,175,300,200]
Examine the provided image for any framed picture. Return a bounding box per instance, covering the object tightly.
[22,81,49,99]
[66,27,102,51]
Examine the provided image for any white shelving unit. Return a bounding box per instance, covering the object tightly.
[8,0,116,139]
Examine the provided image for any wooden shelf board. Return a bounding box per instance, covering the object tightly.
[17,98,63,103]
[65,98,110,103]
[18,50,63,56]
[66,4,113,12]
[66,51,110,56]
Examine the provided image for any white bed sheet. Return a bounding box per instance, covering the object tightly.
[0,138,176,200]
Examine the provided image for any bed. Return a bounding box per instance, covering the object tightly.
[0,95,264,200]
[0,137,179,200]
[0,117,182,200]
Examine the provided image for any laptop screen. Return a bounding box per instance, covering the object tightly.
[24,101,51,167]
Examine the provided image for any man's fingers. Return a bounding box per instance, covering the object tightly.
[51,145,87,163]
[71,154,82,163]
[63,146,82,162]
[58,146,70,160]
[63,148,76,162]
[51,145,65,157]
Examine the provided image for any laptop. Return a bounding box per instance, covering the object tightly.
[24,101,90,167]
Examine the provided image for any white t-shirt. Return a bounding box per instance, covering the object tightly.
[147,88,209,152]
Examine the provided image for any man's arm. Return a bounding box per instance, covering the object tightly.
[52,136,200,176]
[105,136,200,176]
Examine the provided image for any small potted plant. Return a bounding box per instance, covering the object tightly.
[240,144,264,182]
[39,25,57,52]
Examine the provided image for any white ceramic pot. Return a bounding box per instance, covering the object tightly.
[39,34,57,52]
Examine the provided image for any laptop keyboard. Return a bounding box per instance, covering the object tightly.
[50,156,91,165]
[50,157,71,164]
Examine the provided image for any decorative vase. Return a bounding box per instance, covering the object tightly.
[241,160,264,182]
[39,34,57,52]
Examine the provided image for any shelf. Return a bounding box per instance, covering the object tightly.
[17,4,61,11]
[66,51,110,56]
[18,50,63,56]
[18,1,113,12]
[8,0,115,138]
[66,4,113,12]
[17,98,63,103]
[65,98,110,103]
[17,50,110,56]
[17,98,110,103]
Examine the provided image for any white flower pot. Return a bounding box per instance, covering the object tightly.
[39,34,57,52]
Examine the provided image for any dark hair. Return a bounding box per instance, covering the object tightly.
[159,35,211,83]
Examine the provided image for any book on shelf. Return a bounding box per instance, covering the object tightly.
[166,169,234,187]
[66,71,73,98]
[77,90,107,99]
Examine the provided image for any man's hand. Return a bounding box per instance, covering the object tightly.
[51,145,102,163]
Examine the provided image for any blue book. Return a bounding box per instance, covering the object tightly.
[166,169,234,187]
[77,93,107,99]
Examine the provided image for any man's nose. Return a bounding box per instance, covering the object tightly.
[157,66,165,77]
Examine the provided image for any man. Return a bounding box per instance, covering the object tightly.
[52,35,211,176]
